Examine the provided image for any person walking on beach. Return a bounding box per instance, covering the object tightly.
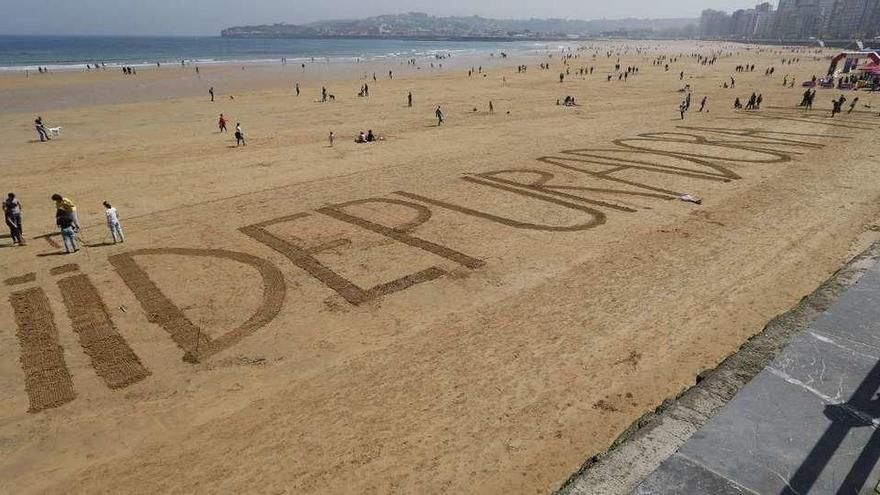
[489,100,494,114]
[321,86,328,102]
[3,193,24,246]
[679,100,687,119]
[34,117,50,142]
[51,194,79,231]
[209,87,214,102]
[435,106,445,126]
[699,96,707,112]
[831,96,843,117]
[756,94,763,110]
[235,123,246,146]
[295,83,300,96]
[103,201,124,243]
[329,131,336,147]
[407,92,413,107]
[848,97,859,114]
[57,210,78,254]
[218,114,227,133]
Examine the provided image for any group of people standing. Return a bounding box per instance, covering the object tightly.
[745,92,763,110]
[3,193,124,253]
[52,194,125,253]
[733,92,763,110]
[799,89,863,116]
[210,89,245,145]
[799,88,817,109]
[216,114,245,146]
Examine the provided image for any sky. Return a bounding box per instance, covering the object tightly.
[0,0,762,36]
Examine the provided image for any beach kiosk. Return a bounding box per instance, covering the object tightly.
[826,50,880,76]
[808,50,880,90]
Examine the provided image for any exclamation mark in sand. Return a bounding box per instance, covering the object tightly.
[58,274,150,389]
[10,287,77,412]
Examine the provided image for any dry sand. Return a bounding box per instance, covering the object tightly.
[1,40,880,493]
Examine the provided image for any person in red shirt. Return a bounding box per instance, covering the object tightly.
[218,114,227,133]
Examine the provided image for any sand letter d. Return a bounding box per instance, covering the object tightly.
[109,248,286,363]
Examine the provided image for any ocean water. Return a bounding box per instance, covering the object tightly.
[0,35,566,71]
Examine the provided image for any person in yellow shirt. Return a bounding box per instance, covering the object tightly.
[51,193,79,231]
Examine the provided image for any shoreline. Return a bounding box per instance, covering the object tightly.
[0,36,573,73]
[0,48,546,114]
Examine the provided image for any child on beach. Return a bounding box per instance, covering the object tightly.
[103,201,124,243]
[235,123,246,146]
[329,131,336,147]
[57,210,78,253]
[218,114,227,132]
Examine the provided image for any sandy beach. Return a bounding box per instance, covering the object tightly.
[1,40,880,493]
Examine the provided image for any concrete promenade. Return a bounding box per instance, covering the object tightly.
[561,243,880,495]
[638,253,880,494]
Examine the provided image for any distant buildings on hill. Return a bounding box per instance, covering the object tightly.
[700,0,880,40]
[222,12,699,40]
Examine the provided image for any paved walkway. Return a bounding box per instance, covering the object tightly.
[635,259,880,494]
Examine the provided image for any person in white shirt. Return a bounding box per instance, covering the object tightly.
[103,201,124,243]
[235,123,246,146]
